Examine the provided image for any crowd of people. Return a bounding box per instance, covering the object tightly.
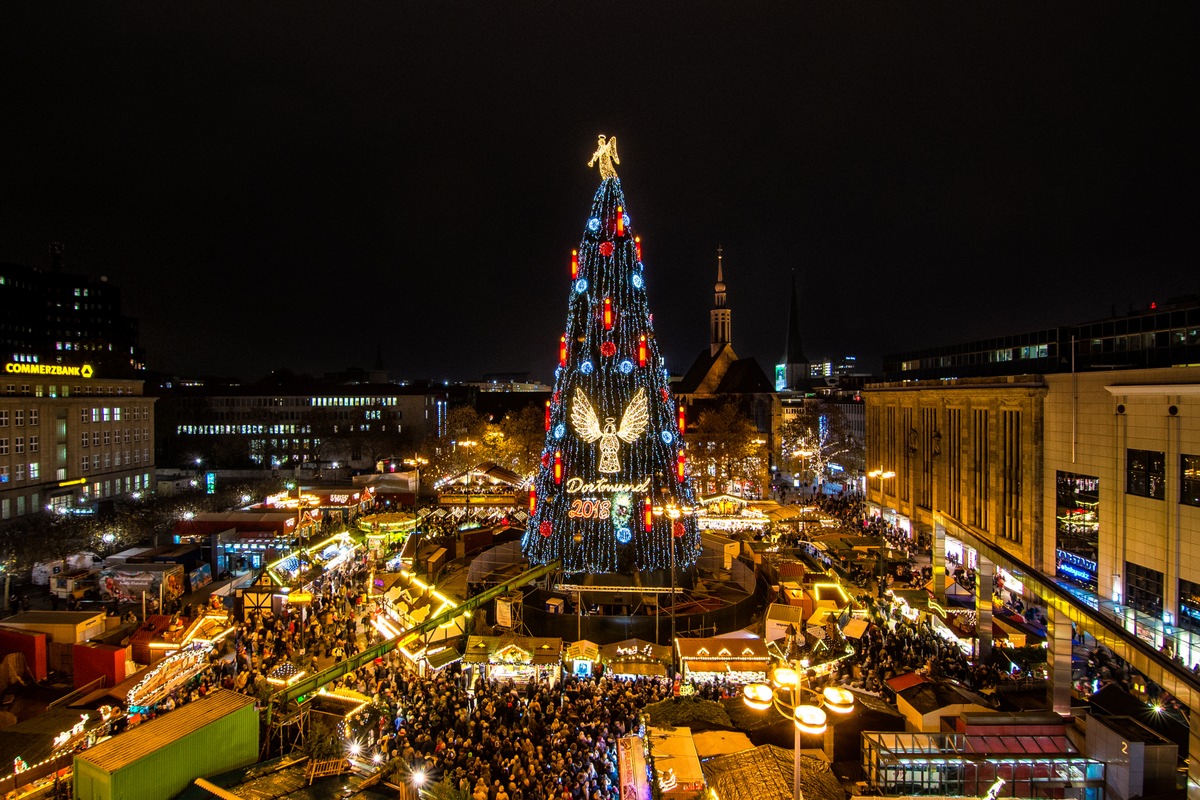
[330,658,671,800]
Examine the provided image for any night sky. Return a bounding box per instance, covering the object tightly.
[2,4,1195,382]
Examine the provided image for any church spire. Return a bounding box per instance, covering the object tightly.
[710,246,731,356]
[778,270,809,389]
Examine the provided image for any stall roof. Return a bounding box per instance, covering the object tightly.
[76,690,254,773]
[463,635,563,665]
[676,636,768,661]
[599,638,672,663]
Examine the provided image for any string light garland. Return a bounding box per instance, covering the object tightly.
[523,140,698,575]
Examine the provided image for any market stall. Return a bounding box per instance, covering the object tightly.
[675,637,769,685]
[599,638,672,678]
[463,635,562,686]
[126,641,214,715]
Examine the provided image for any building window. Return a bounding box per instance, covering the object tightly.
[1001,410,1022,543]
[81,432,89,448]
[29,463,38,480]
[28,409,38,426]
[1180,578,1200,633]
[0,410,6,427]
[13,410,23,427]
[1055,472,1101,590]
[27,435,37,453]
[103,431,111,446]
[1126,561,1164,617]
[92,454,100,471]
[1127,448,1166,500]
[0,466,8,483]
[14,464,24,481]
[81,408,89,424]
[14,437,23,454]
[81,457,89,472]
[1182,455,1200,508]
[0,438,6,455]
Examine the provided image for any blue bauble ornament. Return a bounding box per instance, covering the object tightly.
[580,360,594,375]
[619,360,634,374]
[661,431,674,445]
[615,527,632,544]
[554,423,566,439]
[622,213,631,229]
[575,278,588,294]
[587,218,601,233]
[631,274,644,290]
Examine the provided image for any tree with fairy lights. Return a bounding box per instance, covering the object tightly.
[523,136,699,576]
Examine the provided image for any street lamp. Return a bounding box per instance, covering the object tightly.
[652,500,695,647]
[743,661,855,800]
[867,465,895,597]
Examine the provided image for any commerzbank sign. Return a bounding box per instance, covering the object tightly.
[4,362,95,378]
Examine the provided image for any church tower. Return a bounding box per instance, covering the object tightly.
[776,270,810,390]
[709,246,732,357]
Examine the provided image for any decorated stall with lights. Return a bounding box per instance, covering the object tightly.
[0,707,114,799]
[675,637,769,685]
[566,639,601,676]
[695,494,771,534]
[125,641,214,717]
[646,727,706,799]
[599,638,672,677]
[463,635,562,686]
[357,511,418,553]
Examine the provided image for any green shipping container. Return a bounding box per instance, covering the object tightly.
[74,690,259,800]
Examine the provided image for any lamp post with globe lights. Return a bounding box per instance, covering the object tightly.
[743,660,855,800]
[867,465,896,597]
[652,499,695,648]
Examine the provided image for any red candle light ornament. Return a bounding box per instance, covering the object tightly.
[678,406,686,434]
[616,205,624,236]
[544,400,551,431]
[635,236,642,261]
[571,249,578,280]
[603,297,613,330]
[638,335,647,367]
[643,497,653,532]
[554,451,563,485]
[559,335,568,367]
[529,486,536,514]
[677,451,686,482]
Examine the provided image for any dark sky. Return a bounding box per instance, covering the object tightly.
[2,4,1196,382]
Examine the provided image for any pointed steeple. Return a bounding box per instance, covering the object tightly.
[778,270,809,389]
[710,246,732,356]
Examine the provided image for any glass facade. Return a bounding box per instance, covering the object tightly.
[1126,560,1164,617]
[1056,471,1099,591]
[862,732,1105,799]
[1126,448,1166,500]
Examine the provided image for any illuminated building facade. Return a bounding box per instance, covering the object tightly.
[0,366,155,521]
[0,252,145,377]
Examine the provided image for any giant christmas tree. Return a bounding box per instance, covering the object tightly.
[523,136,699,577]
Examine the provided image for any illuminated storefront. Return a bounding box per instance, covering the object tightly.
[463,635,562,686]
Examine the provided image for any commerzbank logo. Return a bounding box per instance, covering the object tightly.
[4,362,96,378]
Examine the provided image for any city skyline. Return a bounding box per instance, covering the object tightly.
[2,5,1195,382]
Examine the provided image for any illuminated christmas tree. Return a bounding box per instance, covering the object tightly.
[523,136,699,576]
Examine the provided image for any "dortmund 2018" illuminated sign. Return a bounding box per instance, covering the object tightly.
[4,362,95,378]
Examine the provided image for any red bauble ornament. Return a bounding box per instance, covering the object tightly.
[660,387,670,402]
[539,521,553,537]
[673,521,686,538]
[598,241,614,257]
[600,341,617,358]
[541,452,551,468]
[553,391,561,404]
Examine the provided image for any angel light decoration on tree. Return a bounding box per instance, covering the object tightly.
[572,388,648,473]
[522,137,698,576]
